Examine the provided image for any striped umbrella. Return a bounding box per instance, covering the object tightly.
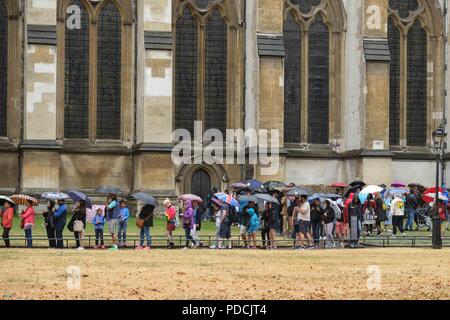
[11,194,38,206]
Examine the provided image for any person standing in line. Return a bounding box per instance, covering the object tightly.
[136,204,154,250]
[281,195,289,238]
[105,194,121,251]
[92,208,105,249]
[374,192,387,236]
[190,200,202,248]
[71,201,86,250]
[164,198,177,249]
[405,187,419,231]
[348,196,363,248]
[118,200,129,248]
[0,200,14,248]
[218,204,233,250]
[363,193,376,236]
[310,199,323,248]
[390,194,406,238]
[20,200,35,248]
[43,200,56,248]
[182,200,194,249]
[294,195,313,250]
[246,208,260,249]
[322,200,336,249]
[53,199,67,249]
[260,202,271,249]
[239,203,252,249]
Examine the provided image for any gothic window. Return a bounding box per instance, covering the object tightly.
[388,0,439,147]
[0,2,7,137]
[60,0,130,141]
[283,0,343,145]
[64,0,89,139]
[174,0,237,136]
[96,1,122,140]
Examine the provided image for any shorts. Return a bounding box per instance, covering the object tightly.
[294,223,300,234]
[240,225,247,235]
[167,222,176,232]
[298,220,310,234]
[335,221,346,235]
[108,219,119,234]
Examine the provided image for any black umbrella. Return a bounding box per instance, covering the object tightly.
[349,181,366,187]
[95,186,122,195]
[66,190,92,209]
[263,181,286,190]
[132,192,157,206]
[344,185,364,198]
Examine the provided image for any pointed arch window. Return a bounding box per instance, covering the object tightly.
[174,0,239,136]
[59,0,131,141]
[388,0,443,148]
[283,0,344,145]
[0,2,8,137]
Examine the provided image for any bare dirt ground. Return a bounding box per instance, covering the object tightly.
[0,248,449,300]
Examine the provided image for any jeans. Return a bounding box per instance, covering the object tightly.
[24,229,32,248]
[46,225,56,248]
[55,228,64,249]
[95,229,104,246]
[392,216,404,235]
[405,208,416,230]
[325,223,335,247]
[184,227,193,247]
[311,221,321,245]
[118,220,128,244]
[261,228,270,247]
[74,231,83,248]
[2,228,10,248]
[140,226,151,247]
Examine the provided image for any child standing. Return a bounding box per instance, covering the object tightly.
[246,208,259,249]
[0,200,14,248]
[118,200,129,247]
[92,208,105,249]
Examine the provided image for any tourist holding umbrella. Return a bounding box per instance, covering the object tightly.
[322,200,336,248]
[0,196,15,248]
[68,200,86,250]
[164,198,177,249]
[362,194,376,236]
[182,200,195,249]
[405,186,419,231]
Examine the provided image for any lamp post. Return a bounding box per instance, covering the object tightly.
[432,124,447,249]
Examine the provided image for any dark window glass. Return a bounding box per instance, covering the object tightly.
[407,20,427,146]
[64,0,89,139]
[97,1,121,140]
[308,14,329,144]
[195,0,213,9]
[388,18,400,146]
[290,0,322,14]
[204,9,227,134]
[0,2,7,137]
[283,12,301,144]
[175,8,198,136]
[388,0,419,19]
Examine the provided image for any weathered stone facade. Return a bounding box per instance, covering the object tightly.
[0,0,449,199]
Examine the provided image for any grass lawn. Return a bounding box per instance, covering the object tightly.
[0,248,449,300]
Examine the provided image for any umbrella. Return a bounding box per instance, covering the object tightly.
[331,182,348,188]
[95,186,122,195]
[323,198,342,216]
[11,194,38,206]
[391,181,406,188]
[237,195,258,203]
[0,195,15,206]
[178,194,203,203]
[66,190,92,209]
[214,193,240,211]
[408,183,425,190]
[254,193,280,204]
[344,185,364,198]
[423,192,448,203]
[286,187,313,197]
[360,185,384,194]
[423,187,444,195]
[132,192,157,206]
[323,193,342,199]
[308,193,324,202]
[384,188,408,198]
[245,179,265,190]
[230,182,248,190]
[41,192,70,201]
[263,181,286,190]
[350,180,366,187]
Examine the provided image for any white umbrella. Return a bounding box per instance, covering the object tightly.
[360,185,383,194]
[323,198,342,217]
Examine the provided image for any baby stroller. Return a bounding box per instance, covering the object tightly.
[416,205,432,231]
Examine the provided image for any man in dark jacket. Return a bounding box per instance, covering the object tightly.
[405,188,419,231]
[53,199,67,249]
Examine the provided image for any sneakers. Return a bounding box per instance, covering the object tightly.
[209,245,217,249]
[76,247,84,251]
[92,245,98,249]
[142,246,151,250]
[401,233,407,236]
[135,246,144,250]
[100,245,106,250]
[108,245,118,251]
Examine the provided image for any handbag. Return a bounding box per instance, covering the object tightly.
[136,212,152,229]
[20,219,25,229]
[73,220,84,232]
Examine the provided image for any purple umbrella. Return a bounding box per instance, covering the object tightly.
[391,181,406,188]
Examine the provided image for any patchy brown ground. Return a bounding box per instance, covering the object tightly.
[0,248,449,300]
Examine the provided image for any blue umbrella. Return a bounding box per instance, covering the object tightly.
[308,193,324,202]
[245,179,265,190]
[66,190,92,209]
[214,193,240,211]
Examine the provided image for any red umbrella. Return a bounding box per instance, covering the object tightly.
[331,182,348,188]
[423,192,448,203]
[423,187,444,195]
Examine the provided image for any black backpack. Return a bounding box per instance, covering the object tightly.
[228,206,239,223]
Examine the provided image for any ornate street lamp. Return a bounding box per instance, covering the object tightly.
[431,124,447,249]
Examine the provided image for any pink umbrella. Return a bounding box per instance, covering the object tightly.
[391,181,406,188]
[178,194,203,203]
